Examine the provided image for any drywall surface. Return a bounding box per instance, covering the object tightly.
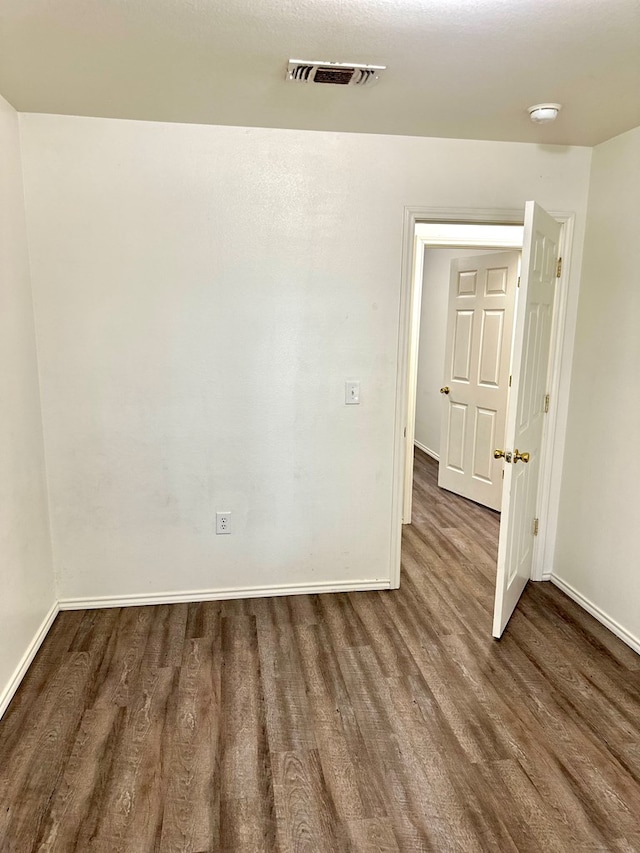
[19,114,592,600]
[0,95,55,710]
[414,247,496,458]
[554,125,640,648]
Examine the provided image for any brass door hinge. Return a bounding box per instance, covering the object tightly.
[556,257,562,278]
[509,374,512,387]
[544,393,550,413]
[533,517,539,536]
[517,276,521,288]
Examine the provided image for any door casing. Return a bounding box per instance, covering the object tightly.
[390,206,576,588]
[403,230,524,522]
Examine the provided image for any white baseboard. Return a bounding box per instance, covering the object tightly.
[414,440,439,462]
[59,578,392,611]
[0,601,60,721]
[551,574,640,657]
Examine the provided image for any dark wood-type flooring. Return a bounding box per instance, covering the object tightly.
[2,448,640,851]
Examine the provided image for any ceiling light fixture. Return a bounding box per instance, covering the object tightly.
[528,103,562,124]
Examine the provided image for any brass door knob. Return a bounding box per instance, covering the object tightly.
[494,449,506,459]
[513,449,530,464]
[440,386,450,394]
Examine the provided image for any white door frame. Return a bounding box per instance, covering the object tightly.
[403,230,524,523]
[390,206,576,588]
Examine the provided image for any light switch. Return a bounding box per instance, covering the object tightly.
[345,380,360,405]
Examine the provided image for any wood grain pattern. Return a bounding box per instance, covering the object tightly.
[1,448,640,851]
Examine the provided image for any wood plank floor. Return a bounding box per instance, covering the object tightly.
[2,447,640,851]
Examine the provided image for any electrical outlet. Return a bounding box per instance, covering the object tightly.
[216,511,232,534]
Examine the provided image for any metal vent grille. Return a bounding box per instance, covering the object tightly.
[314,67,354,85]
[286,60,385,87]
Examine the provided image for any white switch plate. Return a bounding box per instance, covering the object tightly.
[345,380,360,405]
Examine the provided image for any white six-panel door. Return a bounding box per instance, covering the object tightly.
[438,252,520,511]
[492,202,561,638]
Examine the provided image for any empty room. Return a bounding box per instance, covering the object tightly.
[1,0,639,850]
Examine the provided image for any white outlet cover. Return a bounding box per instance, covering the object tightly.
[216,511,232,534]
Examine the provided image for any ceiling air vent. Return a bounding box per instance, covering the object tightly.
[286,60,386,87]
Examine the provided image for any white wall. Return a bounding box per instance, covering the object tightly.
[0,96,55,715]
[19,113,592,602]
[414,247,496,458]
[553,125,640,651]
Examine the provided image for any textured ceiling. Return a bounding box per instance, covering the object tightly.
[1,0,639,145]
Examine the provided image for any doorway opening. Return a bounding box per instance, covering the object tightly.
[405,223,524,522]
[391,205,576,637]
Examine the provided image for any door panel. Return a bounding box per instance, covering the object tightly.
[478,309,505,386]
[458,270,478,295]
[446,403,467,471]
[473,408,497,482]
[438,251,520,511]
[486,266,509,295]
[452,311,474,381]
[492,202,561,637]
